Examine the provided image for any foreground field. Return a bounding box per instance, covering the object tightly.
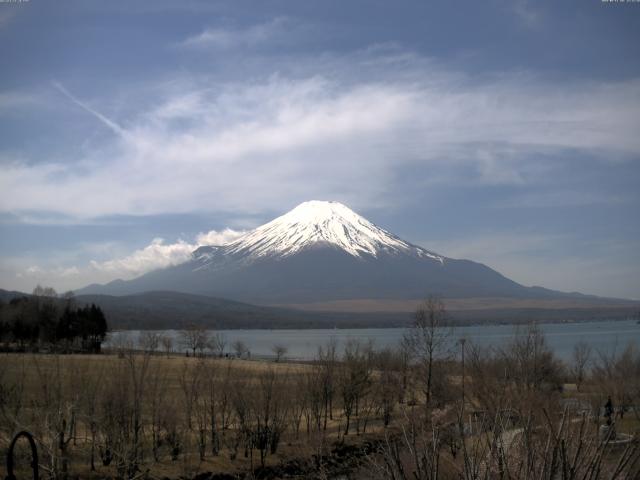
[0,351,391,479]
[2,322,640,479]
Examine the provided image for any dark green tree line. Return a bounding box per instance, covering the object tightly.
[0,286,108,352]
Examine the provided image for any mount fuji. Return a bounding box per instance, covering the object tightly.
[78,201,585,305]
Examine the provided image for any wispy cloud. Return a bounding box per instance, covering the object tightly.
[52,81,127,137]
[19,265,80,279]
[179,18,289,49]
[1,49,639,221]
[0,90,38,111]
[196,228,245,245]
[509,0,541,28]
[8,227,247,291]
[89,227,245,277]
[89,238,195,276]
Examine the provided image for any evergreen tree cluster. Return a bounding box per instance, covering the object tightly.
[0,286,108,353]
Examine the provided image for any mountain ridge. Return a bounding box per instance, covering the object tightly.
[2,288,637,330]
[76,201,616,306]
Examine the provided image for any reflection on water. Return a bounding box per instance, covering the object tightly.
[106,319,640,362]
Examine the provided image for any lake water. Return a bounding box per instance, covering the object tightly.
[106,319,640,362]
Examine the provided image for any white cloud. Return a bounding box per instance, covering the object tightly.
[89,227,245,278]
[1,49,639,221]
[18,265,82,281]
[196,228,246,245]
[179,18,289,49]
[24,265,44,275]
[6,227,248,292]
[52,81,127,137]
[89,238,195,276]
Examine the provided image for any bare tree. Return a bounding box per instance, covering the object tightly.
[593,342,640,421]
[147,360,169,462]
[229,376,251,462]
[372,404,640,480]
[371,406,442,480]
[232,339,248,358]
[180,324,209,357]
[218,362,234,432]
[251,367,290,467]
[317,337,338,429]
[339,339,372,435]
[178,358,205,430]
[125,350,151,476]
[290,372,308,438]
[78,360,104,472]
[160,398,183,461]
[397,336,413,404]
[160,334,173,357]
[110,332,134,358]
[304,368,325,435]
[31,355,77,479]
[372,348,401,427]
[94,352,152,478]
[139,331,160,353]
[404,295,452,408]
[209,332,227,357]
[272,344,288,362]
[194,372,209,460]
[204,361,221,456]
[504,323,563,393]
[571,341,592,392]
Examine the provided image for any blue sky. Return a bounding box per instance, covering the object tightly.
[0,0,639,299]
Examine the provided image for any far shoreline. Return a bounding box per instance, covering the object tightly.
[108,315,640,332]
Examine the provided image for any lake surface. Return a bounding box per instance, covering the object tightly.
[106,319,640,362]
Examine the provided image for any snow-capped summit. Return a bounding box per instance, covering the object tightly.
[223,200,443,261]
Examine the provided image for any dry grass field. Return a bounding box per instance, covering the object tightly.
[2,322,639,480]
[0,351,388,479]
